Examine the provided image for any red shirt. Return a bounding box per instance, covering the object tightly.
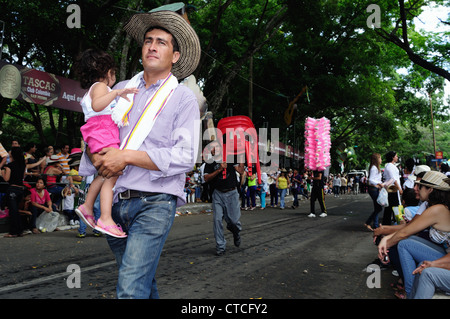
[30,188,51,205]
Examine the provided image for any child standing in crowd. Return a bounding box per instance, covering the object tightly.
[74,48,138,238]
[62,185,79,226]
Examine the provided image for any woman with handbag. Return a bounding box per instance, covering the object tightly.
[366,153,383,230]
[382,151,403,225]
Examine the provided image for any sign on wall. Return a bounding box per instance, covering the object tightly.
[0,61,85,112]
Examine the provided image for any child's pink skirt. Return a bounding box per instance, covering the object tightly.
[80,115,120,153]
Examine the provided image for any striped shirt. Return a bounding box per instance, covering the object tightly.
[57,152,70,175]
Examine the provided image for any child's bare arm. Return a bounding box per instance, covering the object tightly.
[91,82,138,112]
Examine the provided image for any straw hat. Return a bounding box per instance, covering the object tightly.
[47,155,60,164]
[445,177,450,185]
[123,10,201,80]
[69,159,80,167]
[414,171,450,191]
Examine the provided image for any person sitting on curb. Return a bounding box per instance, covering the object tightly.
[378,171,450,299]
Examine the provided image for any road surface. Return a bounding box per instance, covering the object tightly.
[0,193,397,302]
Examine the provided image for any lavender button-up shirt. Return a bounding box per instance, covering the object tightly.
[80,73,200,207]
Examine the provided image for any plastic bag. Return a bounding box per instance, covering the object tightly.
[377,188,389,207]
[36,211,60,232]
[393,205,404,223]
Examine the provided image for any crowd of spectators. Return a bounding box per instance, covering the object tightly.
[184,165,368,210]
[0,139,85,236]
[366,152,450,299]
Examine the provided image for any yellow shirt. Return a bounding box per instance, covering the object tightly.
[248,176,257,187]
[69,168,81,185]
[277,176,288,189]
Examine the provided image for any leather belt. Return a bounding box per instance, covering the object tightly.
[119,189,159,200]
[216,187,236,193]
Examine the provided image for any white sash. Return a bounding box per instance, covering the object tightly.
[111,72,178,151]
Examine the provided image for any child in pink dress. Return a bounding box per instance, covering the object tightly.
[74,49,138,238]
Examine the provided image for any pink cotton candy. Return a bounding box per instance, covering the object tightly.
[304,117,331,170]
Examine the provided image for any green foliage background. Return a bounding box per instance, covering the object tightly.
[0,0,448,170]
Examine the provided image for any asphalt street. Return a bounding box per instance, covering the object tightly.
[0,192,399,302]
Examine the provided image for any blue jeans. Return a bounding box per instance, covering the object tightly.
[195,186,201,200]
[47,185,64,209]
[333,185,340,195]
[412,266,450,299]
[107,193,177,299]
[278,188,287,208]
[212,189,241,253]
[398,236,447,298]
[367,186,382,228]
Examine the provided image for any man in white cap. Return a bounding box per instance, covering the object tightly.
[81,7,201,298]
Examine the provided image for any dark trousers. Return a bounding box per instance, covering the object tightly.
[6,186,24,236]
[270,184,278,206]
[292,188,299,207]
[201,183,211,202]
[30,205,45,229]
[47,185,63,210]
[367,186,382,228]
[310,187,326,214]
[382,191,400,225]
[246,185,256,208]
